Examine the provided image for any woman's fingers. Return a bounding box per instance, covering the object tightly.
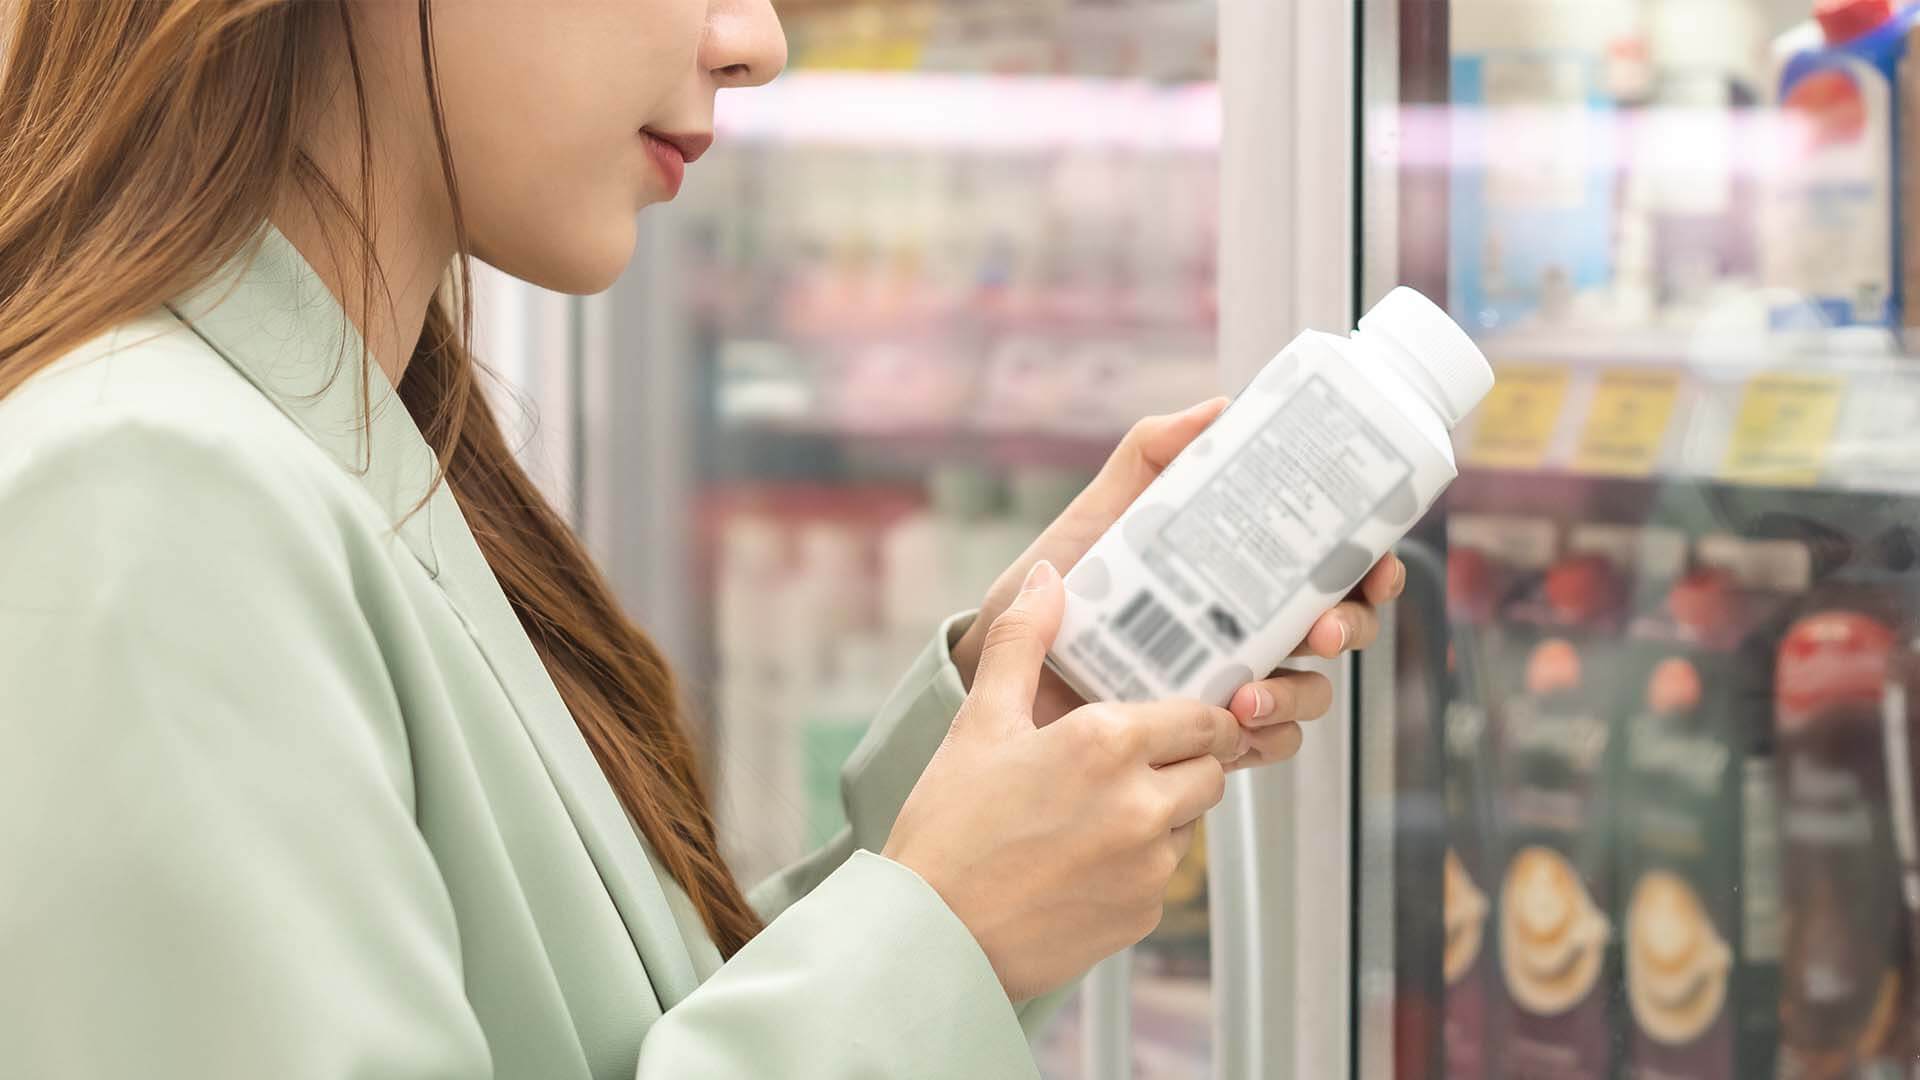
[1228,669,1335,728]
[1289,553,1404,659]
[1151,755,1230,830]
[1360,552,1406,606]
[1294,599,1381,658]
[1226,721,1307,772]
[1169,819,1200,861]
[1079,699,1241,767]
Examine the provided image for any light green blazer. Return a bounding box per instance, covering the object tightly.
[0,228,1056,1078]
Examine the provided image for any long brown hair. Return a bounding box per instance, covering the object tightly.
[0,0,762,954]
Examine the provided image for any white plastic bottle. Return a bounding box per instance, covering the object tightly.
[1045,287,1495,706]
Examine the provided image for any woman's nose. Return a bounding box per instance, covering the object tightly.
[705,0,787,89]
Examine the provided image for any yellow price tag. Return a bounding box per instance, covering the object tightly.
[1573,370,1681,476]
[1720,374,1843,486]
[1466,364,1570,470]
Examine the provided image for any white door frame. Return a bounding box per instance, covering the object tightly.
[1209,1,1359,1078]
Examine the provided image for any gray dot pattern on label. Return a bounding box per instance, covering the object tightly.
[1067,555,1112,602]
[1310,541,1376,595]
[1201,664,1256,708]
[1121,503,1177,556]
[1379,479,1420,527]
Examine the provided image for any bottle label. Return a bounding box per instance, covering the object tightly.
[1148,375,1413,635]
[1051,334,1461,706]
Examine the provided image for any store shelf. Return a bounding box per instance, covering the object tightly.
[713,332,1217,449]
[776,0,1218,84]
[1457,331,1920,495]
[714,70,1221,150]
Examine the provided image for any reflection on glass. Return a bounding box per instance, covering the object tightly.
[626,2,1224,1076]
[1131,823,1214,1078]
[1367,1,1920,1078]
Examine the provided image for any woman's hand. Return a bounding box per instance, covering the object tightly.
[886,562,1243,1002]
[948,398,1405,766]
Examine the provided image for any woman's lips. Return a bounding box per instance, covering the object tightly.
[639,130,714,200]
[641,132,687,198]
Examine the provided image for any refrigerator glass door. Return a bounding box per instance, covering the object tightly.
[578,3,1224,1076]
[1360,1,1920,1078]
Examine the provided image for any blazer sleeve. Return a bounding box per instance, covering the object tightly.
[747,611,1078,1044]
[0,422,1046,1079]
[635,619,1053,1073]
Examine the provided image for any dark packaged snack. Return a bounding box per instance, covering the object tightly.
[1494,634,1619,1080]
[1618,536,1810,1080]
[1886,639,1920,1073]
[1489,524,1683,1080]
[1443,515,1561,1079]
[1442,547,1505,1080]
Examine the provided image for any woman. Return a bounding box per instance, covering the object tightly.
[0,3,1400,1077]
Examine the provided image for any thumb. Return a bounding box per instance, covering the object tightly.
[961,560,1066,737]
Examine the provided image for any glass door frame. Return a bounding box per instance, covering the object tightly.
[1208,0,1361,1078]
[1351,0,1454,1078]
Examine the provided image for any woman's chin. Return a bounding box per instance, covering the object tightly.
[474,219,637,296]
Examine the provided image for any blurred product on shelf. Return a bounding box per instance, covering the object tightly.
[682,71,1219,445]
[1764,0,1920,331]
[714,515,805,885]
[880,464,1003,640]
[1628,0,1764,323]
[1144,817,1210,978]
[777,0,1218,83]
[1488,524,1685,1080]
[1126,954,1214,1078]
[1449,0,1630,332]
[1775,601,1918,1077]
[1885,637,1920,1060]
[799,632,898,849]
[708,491,910,885]
[710,466,1089,884]
[1438,0,1920,347]
[785,523,885,849]
[1616,537,1810,1080]
[1441,515,1560,1080]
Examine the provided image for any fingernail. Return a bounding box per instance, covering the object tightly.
[1252,686,1275,720]
[1234,728,1252,759]
[1339,619,1353,651]
[1022,560,1057,592]
[1393,559,1407,596]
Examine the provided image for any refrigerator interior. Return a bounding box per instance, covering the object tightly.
[1361,1,1920,1079]
[583,2,1225,1076]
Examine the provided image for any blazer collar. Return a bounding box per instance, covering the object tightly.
[166,224,442,576]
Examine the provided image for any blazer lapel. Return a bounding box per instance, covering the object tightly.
[169,225,703,1006]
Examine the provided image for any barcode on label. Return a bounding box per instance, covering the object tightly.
[1113,589,1209,687]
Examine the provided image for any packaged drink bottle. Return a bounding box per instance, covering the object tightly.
[1775,605,1910,1078]
[1449,0,1632,329]
[1440,545,1511,1080]
[1044,287,1495,707]
[1764,0,1920,330]
[1615,536,1811,1080]
[1883,635,1920,1069]
[1492,581,1626,1080]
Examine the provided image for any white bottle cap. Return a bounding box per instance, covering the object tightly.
[1356,287,1496,428]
